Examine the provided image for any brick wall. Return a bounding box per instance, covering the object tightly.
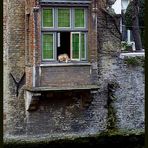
[3,0,8,132]
[4,0,26,135]
[40,65,92,87]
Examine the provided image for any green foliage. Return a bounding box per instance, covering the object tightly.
[139,0,145,47]
[107,105,117,130]
[107,81,119,130]
[124,0,145,48]
[125,0,144,30]
[125,1,133,30]
[121,42,133,52]
[139,0,144,27]
[124,56,144,66]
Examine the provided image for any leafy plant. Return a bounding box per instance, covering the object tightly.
[124,0,144,50]
[124,56,144,66]
[125,0,144,30]
[121,42,133,52]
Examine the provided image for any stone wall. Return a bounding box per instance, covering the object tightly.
[115,56,144,130]
[97,53,144,131]
[96,0,144,132]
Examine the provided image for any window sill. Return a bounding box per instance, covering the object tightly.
[119,52,145,59]
[40,62,91,67]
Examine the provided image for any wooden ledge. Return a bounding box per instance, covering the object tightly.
[25,85,99,92]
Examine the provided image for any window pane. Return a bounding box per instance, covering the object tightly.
[43,9,53,27]
[72,33,79,59]
[81,33,86,59]
[43,34,54,59]
[58,9,70,27]
[75,8,85,27]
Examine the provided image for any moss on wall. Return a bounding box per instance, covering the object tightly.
[107,81,119,131]
[124,56,144,67]
[4,133,144,148]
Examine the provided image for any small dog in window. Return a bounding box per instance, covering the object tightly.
[58,53,70,63]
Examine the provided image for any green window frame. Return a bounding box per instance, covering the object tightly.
[42,33,54,60]
[42,8,54,28]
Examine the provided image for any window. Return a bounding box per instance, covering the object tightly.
[74,8,85,28]
[58,8,70,28]
[41,7,88,62]
[42,8,54,27]
[71,32,86,60]
[42,33,55,60]
[71,33,80,60]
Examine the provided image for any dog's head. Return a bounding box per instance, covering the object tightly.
[58,54,70,63]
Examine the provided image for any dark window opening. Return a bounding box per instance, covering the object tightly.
[57,32,70,59]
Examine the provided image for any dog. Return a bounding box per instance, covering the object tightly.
[58,53,70,63]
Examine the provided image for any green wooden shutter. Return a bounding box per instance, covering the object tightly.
[74,8,85,27]
[43,9,53,27]
[58,8,70,27]
[42,34,54,60]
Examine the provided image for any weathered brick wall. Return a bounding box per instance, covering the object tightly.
[40,65,92,87]
[3,0,8,133]
[88,1,98,84]
[4,0,26,135]
[25,66,33,87]
[24,90,107,136]
[3,0,144,142]
[25,0,36,88]
[3,0,8,64]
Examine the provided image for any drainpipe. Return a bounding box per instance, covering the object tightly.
[92,0,98,29]
[33,5,39,87]
[91,0,98,86]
